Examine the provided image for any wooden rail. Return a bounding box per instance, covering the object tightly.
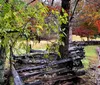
[12,44,85,85]
[12,65,23,85]
[72,41,100,46]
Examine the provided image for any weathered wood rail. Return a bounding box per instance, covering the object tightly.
[12,43,86,85]
[12,65,23,85]
[72,41,100,46]
[12,41,100,85]
[11,41,100,85]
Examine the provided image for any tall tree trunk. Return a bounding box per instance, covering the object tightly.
[59,0,70,58]
[51,0,54,6]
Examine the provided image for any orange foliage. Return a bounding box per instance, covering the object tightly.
[28,26,36,33]
[73,25,97,38]
[95,20,100,33]
[47,6,61,11]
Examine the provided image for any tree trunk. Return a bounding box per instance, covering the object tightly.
[87,36,90,41]
[59,0,70,58]
[0,45,6,85]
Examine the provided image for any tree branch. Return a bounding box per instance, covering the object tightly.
[27,0,36,5]
[51,0,54,6]
[72,0,87,21]
[69,0,79,22]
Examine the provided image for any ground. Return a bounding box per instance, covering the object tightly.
[77,45,99,85]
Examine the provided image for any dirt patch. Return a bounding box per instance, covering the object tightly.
[77,63,97,85]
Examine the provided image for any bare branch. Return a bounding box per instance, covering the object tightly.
[51,0,54,6]
[72,0,87,21]
[69,0,80,22]
[27,0,36,5]
[75,0,86,17]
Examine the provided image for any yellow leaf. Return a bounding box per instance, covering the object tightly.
[35,25,43,30]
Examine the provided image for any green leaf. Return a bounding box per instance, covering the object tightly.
[62,8,65,13]
[64,13,68,17]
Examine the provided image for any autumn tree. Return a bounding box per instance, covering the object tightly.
[95,19,100,33]
[72,0,100,26]
[70,0,100,41]
[73,23,98,41]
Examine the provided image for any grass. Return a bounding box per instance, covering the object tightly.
[84,45,98,57]
[82,45,99,69]
[72,35,100,69]
[31,39,56,50]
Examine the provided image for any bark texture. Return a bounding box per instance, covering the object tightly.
[59,0,70,58]
[0,45,6,85]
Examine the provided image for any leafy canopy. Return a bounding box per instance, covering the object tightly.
[0,0,68,55]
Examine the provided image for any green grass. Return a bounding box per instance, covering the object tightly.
[82,45,99,69]
[84,45,98,57]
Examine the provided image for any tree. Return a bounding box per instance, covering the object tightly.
[73,24,98,41]
[0,0,68,84]
[72,0,100,26]
[0,0,50,84]
[70,0,100,41]
[1,0,99,83]
[59,0,81,58]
